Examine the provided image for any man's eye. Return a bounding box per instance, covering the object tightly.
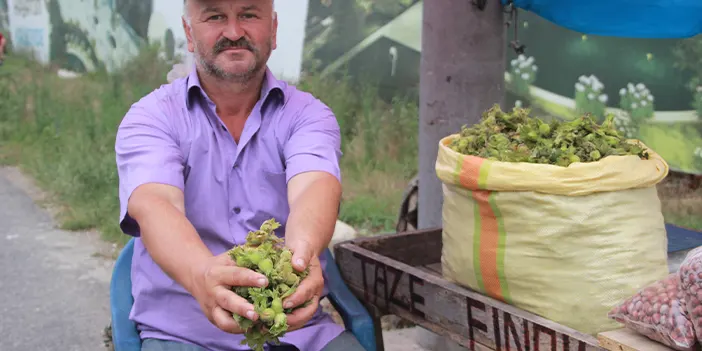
[240,13,257,19]
[208,15,225,21]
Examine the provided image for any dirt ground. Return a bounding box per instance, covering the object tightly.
[657,171,701,230]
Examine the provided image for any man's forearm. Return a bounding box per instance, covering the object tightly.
[129,192,213,293]
[285,175,342,259]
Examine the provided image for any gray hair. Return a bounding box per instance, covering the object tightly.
[183,0,190,25]
[183,0,276,25]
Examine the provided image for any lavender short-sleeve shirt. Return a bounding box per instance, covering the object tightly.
[115,66,344,351]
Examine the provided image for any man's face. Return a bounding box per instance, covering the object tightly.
[183,0,277,82]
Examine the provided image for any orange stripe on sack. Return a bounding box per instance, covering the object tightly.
[459,156,484,190]
[471,189,504,301]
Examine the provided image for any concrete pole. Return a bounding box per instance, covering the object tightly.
[416,1,507,349]
[418,0,507,230]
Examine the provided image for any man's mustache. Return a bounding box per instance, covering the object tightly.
[213,37,255,54]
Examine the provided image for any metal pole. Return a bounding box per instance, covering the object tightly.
[417,0,506,349]
[417,0,507,230]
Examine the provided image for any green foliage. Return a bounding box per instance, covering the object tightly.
[672,35,702,115]
[691,79,702,118]
[574,74,608,121]
[618,82,655,123]
[0,48,168,244]
[637,122,702,174]
[295,72,360,152]
[0,46,419,241]
[227,219,310,351]
[673,35,702,81]
[695,147,702,172]
[355,0,414,15]
[449,104,649,167]
[0,35,700,237]
[338,194,397,232]
[610,112,636,140]
[509,54,537,98]
[298,70,418,232]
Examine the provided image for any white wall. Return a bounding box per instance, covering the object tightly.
[6,0,50,63]
[3,0,309,82]
[268,0,309,83]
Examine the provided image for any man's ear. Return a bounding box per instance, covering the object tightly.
[182,17,195,53]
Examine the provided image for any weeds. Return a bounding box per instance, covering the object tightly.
[0,48,417,243]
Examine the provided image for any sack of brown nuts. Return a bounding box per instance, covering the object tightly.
[608,273,697,351]
[679,247,702,345]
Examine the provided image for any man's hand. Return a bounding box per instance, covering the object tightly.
[128,183,270,335]
[282,253,324,331]
[189,251,270,334]
[280,171,341,330]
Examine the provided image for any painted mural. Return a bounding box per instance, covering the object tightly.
[302,0,702,174]
[302,0,421,100]
[2,0,307,79]
[1,0,700,174]
[0,0,10,47]
[5,0,188,72]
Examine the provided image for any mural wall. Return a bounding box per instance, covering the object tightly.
[2,0,308,80]
[0,0,9,47]
[301,0,702,175]
[2,0,700,174]
[5,0,169,72]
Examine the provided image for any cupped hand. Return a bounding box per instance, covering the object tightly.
[282,245,325,331]
[189,252,270,334]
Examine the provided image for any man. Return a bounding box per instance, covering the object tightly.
[114,1,364,350]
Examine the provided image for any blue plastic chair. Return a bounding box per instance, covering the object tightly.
[109,238,377,351]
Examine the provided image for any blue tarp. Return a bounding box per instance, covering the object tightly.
[504,0,702,39]
[667,223,702,253]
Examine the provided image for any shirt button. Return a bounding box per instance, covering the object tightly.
[233,207,241,214]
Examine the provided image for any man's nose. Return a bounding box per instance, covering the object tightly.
[222,19,245,41]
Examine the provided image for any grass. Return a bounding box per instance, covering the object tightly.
[657,175,702,231]
[0,49,418,244]
[296,72,419,233]
[1,47,699,247]
[531,95,579,120]
[638,122,702,174]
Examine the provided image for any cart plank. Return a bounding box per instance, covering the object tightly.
[424,263,442,275]
[350,228,442,267]
[335,238,605,351]
[597,329,675,351]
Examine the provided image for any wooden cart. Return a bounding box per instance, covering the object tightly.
[333,228,677,351]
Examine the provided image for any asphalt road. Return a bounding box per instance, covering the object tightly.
[0,165,691,351]
[0,167,115,351]
[0,167,431,351]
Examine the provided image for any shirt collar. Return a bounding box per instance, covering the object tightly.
[184,63,285,110]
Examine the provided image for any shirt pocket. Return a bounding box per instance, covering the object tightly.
[250,169,290,229]
[259,169,287,192]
